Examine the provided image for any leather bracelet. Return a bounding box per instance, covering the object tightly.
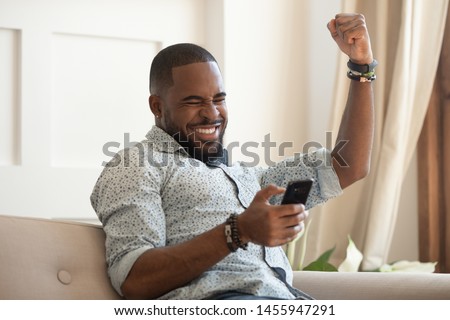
[347,59,378,74]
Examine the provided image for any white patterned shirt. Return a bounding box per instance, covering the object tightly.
[90,126,342,299]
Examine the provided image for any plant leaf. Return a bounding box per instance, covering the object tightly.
[302,246,338,271]
[303,260,338,272]
[338,235,363,272]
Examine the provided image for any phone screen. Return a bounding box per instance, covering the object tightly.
[281,179,314,205]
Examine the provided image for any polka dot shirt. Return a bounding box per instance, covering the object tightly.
[90,126,342,299]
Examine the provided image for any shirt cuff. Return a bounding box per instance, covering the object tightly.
[316,148,343,199]
[109,246,152,296]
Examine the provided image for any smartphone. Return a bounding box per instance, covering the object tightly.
[281,179,314,205]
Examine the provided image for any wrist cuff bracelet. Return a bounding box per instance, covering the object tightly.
[347,59,378,73]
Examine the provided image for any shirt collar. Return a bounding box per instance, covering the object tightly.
[145,125,187,155]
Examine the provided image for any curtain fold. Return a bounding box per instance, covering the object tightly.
[417,3,450,273]
[304,0,449,270]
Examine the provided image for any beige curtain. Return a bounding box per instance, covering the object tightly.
[417,4,450,273]
[303,0,449,270]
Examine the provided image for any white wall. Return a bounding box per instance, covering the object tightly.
[222,0,309,165]
[221,0,340,166]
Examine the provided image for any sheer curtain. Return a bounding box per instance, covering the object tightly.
[304,0,449,270]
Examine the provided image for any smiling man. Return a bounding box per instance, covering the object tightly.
[91,13,376,300]
[149,57,228,163]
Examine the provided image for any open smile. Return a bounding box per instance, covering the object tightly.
[189,123,222,142]
[195,127,217,134]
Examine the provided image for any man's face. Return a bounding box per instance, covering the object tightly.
[156,62,228,162]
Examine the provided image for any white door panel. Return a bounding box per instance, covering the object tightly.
[0,28,20,166]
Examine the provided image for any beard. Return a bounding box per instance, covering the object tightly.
[168,122,226,164]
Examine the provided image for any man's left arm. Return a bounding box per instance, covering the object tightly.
[327,13,375,189]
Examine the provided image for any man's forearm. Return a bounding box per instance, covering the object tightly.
[121,223,231,299]
[332,80,374,189]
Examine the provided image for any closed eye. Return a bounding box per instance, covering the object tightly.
[180,95,204,106]
[180,92,226,106]
[184,101,203,106]
[213,97,226,105]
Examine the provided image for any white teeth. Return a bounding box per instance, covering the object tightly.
[196,127,216,134]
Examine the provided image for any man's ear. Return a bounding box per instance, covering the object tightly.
[149,95,162,119]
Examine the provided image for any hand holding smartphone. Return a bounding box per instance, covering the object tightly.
[281,178,314,205]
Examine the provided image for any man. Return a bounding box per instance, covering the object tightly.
[91,13,375,300]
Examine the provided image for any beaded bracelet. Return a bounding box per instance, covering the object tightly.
[347,59,378,82]
[347,69,377,82]
[225,214,248,252]
[224,224,237,252]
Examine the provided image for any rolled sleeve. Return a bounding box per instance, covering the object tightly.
[108,246,151,295]
[261,148,342,208]
[91,149,166,296]
[315,148,343,200]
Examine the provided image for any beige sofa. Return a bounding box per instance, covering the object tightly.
[1,214,449,300]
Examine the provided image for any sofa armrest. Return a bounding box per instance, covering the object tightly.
[292,271,450,299]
